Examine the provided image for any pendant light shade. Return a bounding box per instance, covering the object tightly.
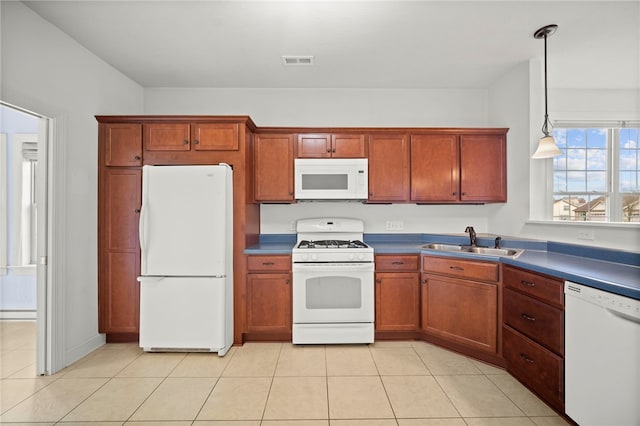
[532,24,561,159]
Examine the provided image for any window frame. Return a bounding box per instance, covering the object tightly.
[550,122,639,224]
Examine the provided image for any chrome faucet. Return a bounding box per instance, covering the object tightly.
[464,226,477,247]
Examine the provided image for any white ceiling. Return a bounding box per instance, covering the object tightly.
[23,1,640,90]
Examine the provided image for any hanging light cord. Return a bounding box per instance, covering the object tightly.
[541,32,552,137]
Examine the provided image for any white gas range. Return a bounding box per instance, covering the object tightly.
[291,218,374,345]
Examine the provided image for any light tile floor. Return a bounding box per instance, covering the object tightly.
[0,321,570,425]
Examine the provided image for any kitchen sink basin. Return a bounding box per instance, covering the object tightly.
[467,247,523,257]
[422,243,523,258]
[422,243,464,252]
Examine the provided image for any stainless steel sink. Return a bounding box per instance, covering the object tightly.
[422,243,464,252]
[422,243,523,258]
[467,247,523,257]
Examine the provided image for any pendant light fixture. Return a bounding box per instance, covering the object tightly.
[532,24,562,159]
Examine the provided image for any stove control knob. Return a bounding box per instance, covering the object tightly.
[358,253,364,260]
[302,254,309,261]
[349,254,356,261]
[311,254,318,261]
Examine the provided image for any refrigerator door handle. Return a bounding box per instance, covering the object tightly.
[139,203,148,268]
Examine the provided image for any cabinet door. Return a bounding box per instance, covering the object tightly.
[103,123,142,166]
[297,133,332,158]
[332,134,367,158]
[411,134,459,202]
[368,134,409,202]
[254,134,294,202]
[143,123,190,151]
[100,168,141,333]
[460,134,506,202]
[191,123,239,151]
[375,272,420,331]
[246,273,292,333]
[421,274,497,353]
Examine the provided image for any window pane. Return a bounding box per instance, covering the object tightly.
[567,148,586,170]
[553,171,567,192]
[619,171,638,192]
[586,171,606,192]
[586,149,606,170]
[574,194,608,222]
[587,129,607,148]
[567,129,585,148]
[621,194,640,222]
[619,149,637,171]
[567,171,586,192]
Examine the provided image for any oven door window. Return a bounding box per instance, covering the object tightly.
[306,276,361,309]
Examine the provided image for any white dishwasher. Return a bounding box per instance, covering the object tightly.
[564,281,640,426]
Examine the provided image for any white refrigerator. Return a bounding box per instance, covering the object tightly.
[137,164,233,356]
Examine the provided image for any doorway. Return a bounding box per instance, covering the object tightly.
[0,103,50,376]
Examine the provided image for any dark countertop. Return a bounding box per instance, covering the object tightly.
[245,233,640,300]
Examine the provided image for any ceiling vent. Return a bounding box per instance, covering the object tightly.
[282,55,314,66]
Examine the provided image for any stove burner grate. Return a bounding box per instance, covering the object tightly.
[297,239,368,249]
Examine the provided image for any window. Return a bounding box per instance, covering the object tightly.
[552,125,639,223]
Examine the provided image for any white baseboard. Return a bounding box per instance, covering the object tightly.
[0,310,37,320]
[64,333,106,368]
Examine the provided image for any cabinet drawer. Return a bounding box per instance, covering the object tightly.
[422,256,499,283]
[376,255,419,271]
[247,255,291,272]
[503,325,564,410]
[503,265,564,307]
[504,288,564,355]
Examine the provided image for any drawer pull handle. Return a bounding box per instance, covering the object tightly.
[450,266,464,271]
[520,280,535,288]
[519,353,535,364]
[521,313,536,322]
[391,261,405,265]
[262,262,275,266]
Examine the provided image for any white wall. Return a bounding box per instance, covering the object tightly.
[1,1,144,367]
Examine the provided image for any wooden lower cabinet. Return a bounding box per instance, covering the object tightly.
[375,272,420,332]
[421,273,498,353]
[420,255,499,355]
[245,255,292,340]
[375,255,420,334]
[502,265,565,412]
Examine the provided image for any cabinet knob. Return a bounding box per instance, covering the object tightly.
[134,208,141,213]
[332,148,336,153]
[452,192,457,195]
[285,279,290,284]
[461,192,466,196]
[194,140,200,145]
[183,139,189,145]
[375,278,382,284]
[326,149,332,153]
[134,155,141,160]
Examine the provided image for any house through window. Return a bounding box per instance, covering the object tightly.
[552,125,639,222]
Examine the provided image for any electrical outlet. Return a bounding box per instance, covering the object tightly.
[385,220,404,231]
[577,230,595,240]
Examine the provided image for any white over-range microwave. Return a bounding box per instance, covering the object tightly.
[294,158,368,200]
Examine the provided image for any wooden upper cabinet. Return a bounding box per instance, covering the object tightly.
[460,134,506,202]
[103,123,142,166]
[191,123,239,151]
[143,122,240,152]
[144,123,190,151]
[410,132,507,203]
[368,134,410,202]
[297,133,366,158]
[254,134,295,202]
[411,134,459,202]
